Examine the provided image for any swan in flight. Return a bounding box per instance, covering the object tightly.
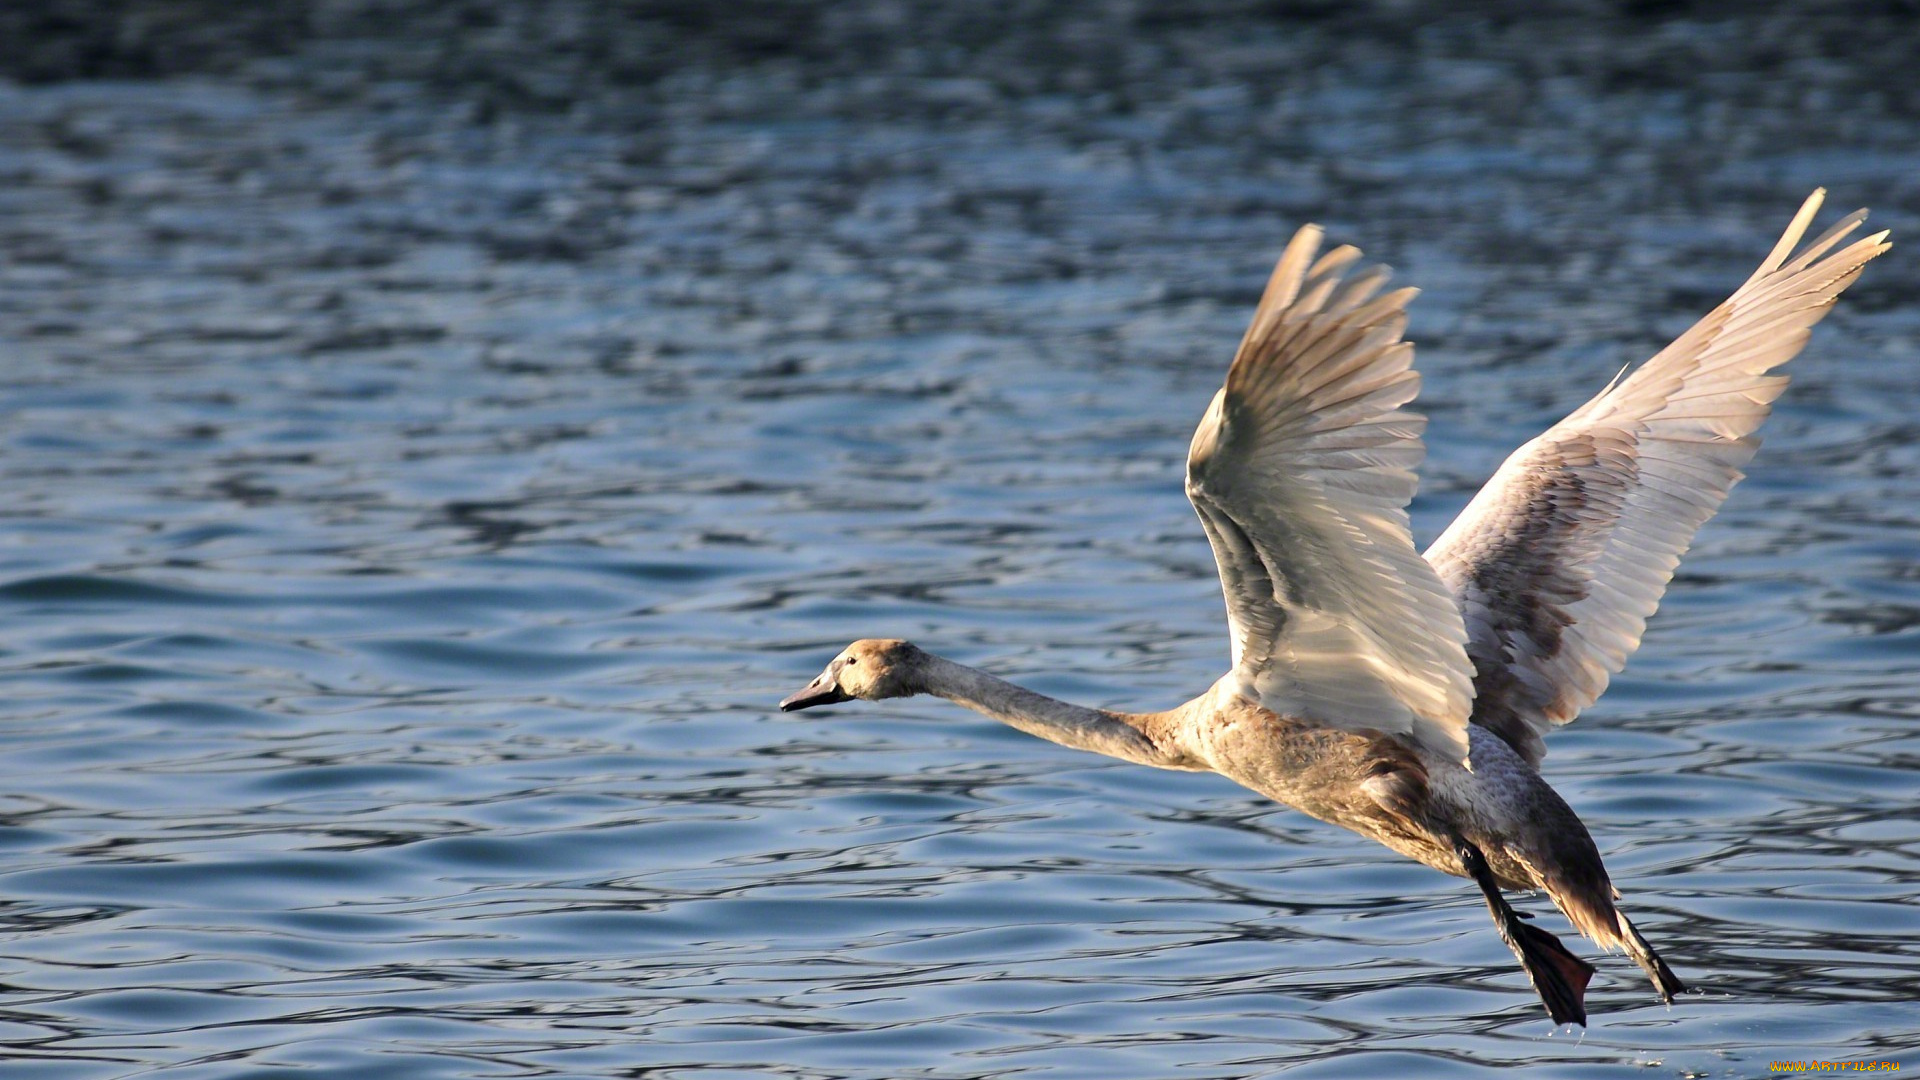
[780,190,1888,1024]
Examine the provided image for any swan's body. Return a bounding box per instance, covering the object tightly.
[781,191,1888,1025]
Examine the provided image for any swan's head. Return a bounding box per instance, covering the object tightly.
[779,638,925,711]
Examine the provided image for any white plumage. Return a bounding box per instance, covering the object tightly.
[1186,188,1886,769]
[786,190,1888,1024]
[1425,189,1889,764]
[1184,225,1476,762]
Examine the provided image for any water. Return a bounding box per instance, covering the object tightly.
[0,3,1917,1076]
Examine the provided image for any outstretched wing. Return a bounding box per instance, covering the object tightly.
[1187,226,1475,763]
[1425,190,1890,765]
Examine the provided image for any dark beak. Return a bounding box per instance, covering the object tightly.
[779,677,854,712]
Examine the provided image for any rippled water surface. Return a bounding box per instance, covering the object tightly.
[1,4,1917,1077]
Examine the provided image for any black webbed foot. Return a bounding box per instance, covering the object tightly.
[1455,839,1596,1026]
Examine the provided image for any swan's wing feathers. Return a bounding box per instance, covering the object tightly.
[1188,226,1475,762]
[1426,190,1889,764]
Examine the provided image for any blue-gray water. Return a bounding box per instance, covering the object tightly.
[0,4,1917,1077]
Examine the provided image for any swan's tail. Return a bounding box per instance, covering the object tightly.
[1539,849,1686,1004]
[1488,746,1688,1007]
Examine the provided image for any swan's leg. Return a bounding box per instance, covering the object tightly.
[1616,908,1685,1003]
[1454,838,1595,1025]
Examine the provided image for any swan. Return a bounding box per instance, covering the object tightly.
[780,190,1888,1025]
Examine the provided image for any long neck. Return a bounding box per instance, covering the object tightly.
[913,653,1198,770]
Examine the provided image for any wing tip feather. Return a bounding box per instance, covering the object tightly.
[1750,188,1828,282]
